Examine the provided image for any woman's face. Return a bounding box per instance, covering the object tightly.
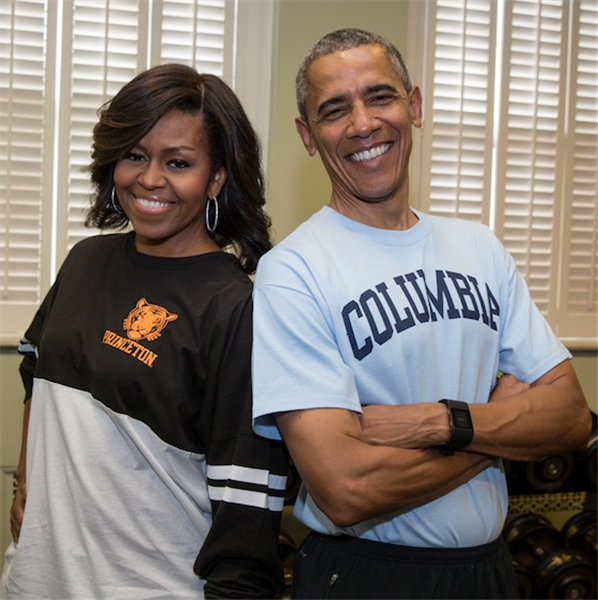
[113,109,226,257]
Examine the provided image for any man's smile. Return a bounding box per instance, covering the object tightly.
[347,143,392,163]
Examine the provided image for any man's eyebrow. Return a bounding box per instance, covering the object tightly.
[315,83,402,117]
[366,83,401,95]
[316,95,347,118]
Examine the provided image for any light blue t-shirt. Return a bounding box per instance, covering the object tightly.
[252,207,570,547]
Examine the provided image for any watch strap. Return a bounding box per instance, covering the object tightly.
[438,399,474,453]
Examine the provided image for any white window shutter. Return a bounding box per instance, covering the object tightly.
[156,0,228,76]
[0,0,54,341]
[418,0,497,224]
[0,0,263,344]
[60,0,148,256]
[493,0,568,321]
[557,0,598,343]
[412,0,597,347]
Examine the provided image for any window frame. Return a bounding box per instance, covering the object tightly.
[0,0,274,345]
[405,0,597,350]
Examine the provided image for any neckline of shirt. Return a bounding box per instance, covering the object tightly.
[318,206,433,247]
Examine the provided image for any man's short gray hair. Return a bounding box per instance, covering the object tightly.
[295,28,412,122]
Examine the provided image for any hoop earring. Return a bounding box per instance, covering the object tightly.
[110,187,124,214]
[205,197,219,233]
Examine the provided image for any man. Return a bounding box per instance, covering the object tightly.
[252,29,591,599]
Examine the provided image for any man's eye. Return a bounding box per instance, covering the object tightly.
[371,94,395,104]
[322,107,347,120]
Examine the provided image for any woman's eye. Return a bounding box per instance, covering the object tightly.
[168,159,190,169]
[126,152,145,162]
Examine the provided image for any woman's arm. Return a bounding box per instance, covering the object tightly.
[10,397,31,543]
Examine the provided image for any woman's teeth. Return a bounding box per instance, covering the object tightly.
[137,197,170,209]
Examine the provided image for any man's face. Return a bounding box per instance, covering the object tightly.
[296,44,422,214]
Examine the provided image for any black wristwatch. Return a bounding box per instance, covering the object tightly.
[437,399,474,454]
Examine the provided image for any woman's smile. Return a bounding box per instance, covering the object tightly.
[113,109,226,257]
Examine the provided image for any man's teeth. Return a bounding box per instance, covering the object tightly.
[349,143,391,162]
[137,197,169,208]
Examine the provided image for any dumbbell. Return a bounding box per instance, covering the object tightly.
[570,412,597,492]
[506,452,574,494]
[284,460,302,505]
[278,532,296,591]
[504,512,596,599]
[562,511,597,564]
[512,557,535,599]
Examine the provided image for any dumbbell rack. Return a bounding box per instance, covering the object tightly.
[508,491,593,516]
[504,488,597,599]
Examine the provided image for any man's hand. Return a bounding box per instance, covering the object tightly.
[490,374,531,402]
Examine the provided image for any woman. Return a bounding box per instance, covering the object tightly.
[1,64,287,599]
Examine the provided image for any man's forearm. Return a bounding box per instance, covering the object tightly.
[360,361,591,462]
[469,366,590,460]
[277,408,494,528]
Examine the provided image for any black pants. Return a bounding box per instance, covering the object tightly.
[292,532,519,599]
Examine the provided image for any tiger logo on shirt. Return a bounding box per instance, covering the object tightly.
[123,298,178,342]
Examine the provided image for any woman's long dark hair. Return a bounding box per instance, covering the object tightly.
[85,64,271,274]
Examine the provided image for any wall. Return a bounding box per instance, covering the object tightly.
[0,0,414,562]
[571,353,598,412]
[266,0,412,242]
[264,0,597,416]
[1,0,597,569]
[0,349,25,559]
[1,348,596,559]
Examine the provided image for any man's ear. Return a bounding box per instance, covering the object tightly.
[410,86,423,129]
[295,117,318,156]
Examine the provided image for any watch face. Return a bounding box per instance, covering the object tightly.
[454,409,473,429]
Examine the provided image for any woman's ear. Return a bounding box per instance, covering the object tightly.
[209,166,227,198]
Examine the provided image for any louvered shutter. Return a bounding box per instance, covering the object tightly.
[413,0,597,346]
[158,0,230,77]
[557,0,598,342]
[418,0,497,223]
[493,0,568,321]
[0,0,54,341]
[61,0,148,253]
[0,0,247,344]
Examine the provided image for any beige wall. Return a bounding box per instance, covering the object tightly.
[0,351,23,464]
[571,352,598,413]
[263,1,597,415]
[1,349,25,558]
[1,0,597,568]
[263,0,598,413]
[267,0,412,243]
